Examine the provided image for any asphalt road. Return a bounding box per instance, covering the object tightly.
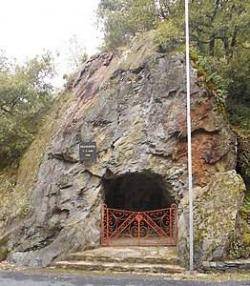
[0,271,250,286]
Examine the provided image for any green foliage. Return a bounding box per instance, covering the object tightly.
[229,105,250,130]
[0,52,55,168]
[0,247,9,261]
[243,194,250,212]
[190,0,249,130]
[226,48,250,129]
[191,51,229,105]
[154,20,183,51]
[188,0,249,57]
[98,0,158,49]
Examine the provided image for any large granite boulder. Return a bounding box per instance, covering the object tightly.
[0,38,242,267]
[177,170,245,267]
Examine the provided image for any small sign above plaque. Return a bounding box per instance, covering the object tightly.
[79,141,97,164]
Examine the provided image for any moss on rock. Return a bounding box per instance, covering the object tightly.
[0,247,9,261]
[178,171,245,267]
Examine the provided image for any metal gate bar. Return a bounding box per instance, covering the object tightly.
[101,204,178,246]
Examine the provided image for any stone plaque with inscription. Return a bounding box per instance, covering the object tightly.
[79,141,97,164]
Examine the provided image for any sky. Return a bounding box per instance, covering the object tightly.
[0,0,102,87]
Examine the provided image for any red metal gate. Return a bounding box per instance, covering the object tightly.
[101,204,178,246]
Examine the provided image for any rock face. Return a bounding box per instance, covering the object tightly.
[1,39,243,268]
[229,133,250,259]
[237,134,250,189]
[178,171,245,267]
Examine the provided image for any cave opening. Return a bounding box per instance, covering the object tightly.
[102,171,175,211]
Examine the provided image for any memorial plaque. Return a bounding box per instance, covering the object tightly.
[79,141,97,164]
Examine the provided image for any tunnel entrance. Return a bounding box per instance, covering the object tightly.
[102,172,175,211]
[101,172,178,246]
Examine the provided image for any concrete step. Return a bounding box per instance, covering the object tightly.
[54,260,185,274]
[53,247,184,274]
[65,246,179,265]
[67,251,179,265]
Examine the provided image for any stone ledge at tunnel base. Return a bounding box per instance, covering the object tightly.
[202,259,250,272]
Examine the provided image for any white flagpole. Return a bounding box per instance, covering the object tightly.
[185,0,194,272]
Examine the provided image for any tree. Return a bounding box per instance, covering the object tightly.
[188,0,250,58]
[98,0,158,49]
[98,0,249,60]
[0,52,55,168]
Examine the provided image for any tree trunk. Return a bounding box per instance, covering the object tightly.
[209,37,215,56]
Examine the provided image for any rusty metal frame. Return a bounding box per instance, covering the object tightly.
[101,204,178,246]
